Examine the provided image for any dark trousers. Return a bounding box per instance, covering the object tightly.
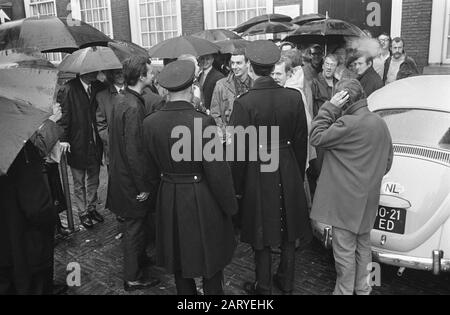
[174,271,224,295]
[0,266,53,295]
[254,239,295,295]
[123,215,149,282]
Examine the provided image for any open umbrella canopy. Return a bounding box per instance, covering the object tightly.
[288,18,365,37]
[233,14,292,33]
[192,29,242,42]
[215,39,250,54]
[108,40,149,62]
[0,16,112,53]
[0,97,50,175]
[292,13,326,25]
[58,46,123,75]
[0,53,59,175]
[148,35,220,58]
[242,21,296,36]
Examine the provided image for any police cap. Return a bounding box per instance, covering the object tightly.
[158,60,196,92]
[246,40,281,67]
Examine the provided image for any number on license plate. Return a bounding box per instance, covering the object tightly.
[374,206,407,235]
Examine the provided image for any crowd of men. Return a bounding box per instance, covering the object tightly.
[0,34,418,295]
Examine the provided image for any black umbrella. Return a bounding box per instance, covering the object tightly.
[0,53,59,175]
[148,36,220,58]
[0,16,112,53]
[215,39,250,54]
[288,18,365,37]
[284,18,366,53]
[108,40,150,62]
[292,13,326,25]
[242,21,297,36]
[192,29,242,42]
[233,14,292,34]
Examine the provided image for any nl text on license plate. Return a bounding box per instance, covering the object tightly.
[374,206,407,235]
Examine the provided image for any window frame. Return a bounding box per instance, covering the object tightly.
[128,0,182,49]
[444,0,450,63]
[70,0,114,39]
[24,0,62,63]
[203,0,273,31]
[24,0,58,17]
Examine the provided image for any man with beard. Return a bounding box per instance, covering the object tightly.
[383,37,419,85]
[354,52,384,97]
[107,56,161,291]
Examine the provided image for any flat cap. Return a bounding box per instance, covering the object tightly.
[158,60,196,92]
[246,40,281,67]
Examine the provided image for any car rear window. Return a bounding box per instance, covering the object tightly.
[377,109,450,150]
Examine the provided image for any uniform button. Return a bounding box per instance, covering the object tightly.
[287,141,291,145]
[160,174,163,177]
[259,145,263,149]
[194,176,198,180]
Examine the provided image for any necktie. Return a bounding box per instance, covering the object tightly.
[87,85,92,99]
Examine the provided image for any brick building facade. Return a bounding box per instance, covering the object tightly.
[1,0,449,73]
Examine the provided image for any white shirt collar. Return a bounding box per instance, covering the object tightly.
[80,78,90,95]
[114,84,124,93]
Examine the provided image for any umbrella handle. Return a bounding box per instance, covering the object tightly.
[60,152,75,232]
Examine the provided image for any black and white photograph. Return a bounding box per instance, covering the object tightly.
[0,0,450,298]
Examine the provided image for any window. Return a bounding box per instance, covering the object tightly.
[28,0,56,16]
[216,0,268,30]
[203,0,273,39]
[135,0,181,49]
[24,0,61,62]
[445,1,450,62]
[70,0,113,38]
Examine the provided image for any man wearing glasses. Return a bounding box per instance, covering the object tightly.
[373,33,391,78]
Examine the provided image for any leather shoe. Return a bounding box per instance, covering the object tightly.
[273,275,293,295]
[89,210,104,223]
[80,215,94,229]
[124,277,161,292]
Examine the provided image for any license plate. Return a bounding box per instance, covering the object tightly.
[374,206,407,235]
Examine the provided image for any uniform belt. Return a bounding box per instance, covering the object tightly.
[160,173,203,184]
[258,140,292,150]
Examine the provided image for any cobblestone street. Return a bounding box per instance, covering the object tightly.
[54,167,450,295]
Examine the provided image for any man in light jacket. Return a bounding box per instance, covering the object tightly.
[310,79,393,295]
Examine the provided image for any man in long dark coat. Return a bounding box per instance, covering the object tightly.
[107,56,160,291]
[228,40,312,295]
[143,60,238,295]
[0,141,56,295]
[58,72,105,229]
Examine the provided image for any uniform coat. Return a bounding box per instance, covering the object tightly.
[201,67,225,110]
[143,101,237,279]
[58,78,104,170]
[310,100,394,234]
[229,76,312,250]
[107,88,151,219]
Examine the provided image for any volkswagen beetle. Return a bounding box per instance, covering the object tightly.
[312,75,450,275]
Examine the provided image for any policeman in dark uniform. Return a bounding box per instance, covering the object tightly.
[143,61,238,295]
[229,40,312,295]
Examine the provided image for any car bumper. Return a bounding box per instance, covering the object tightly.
[314,224,450,274]
[372,250,450,274]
